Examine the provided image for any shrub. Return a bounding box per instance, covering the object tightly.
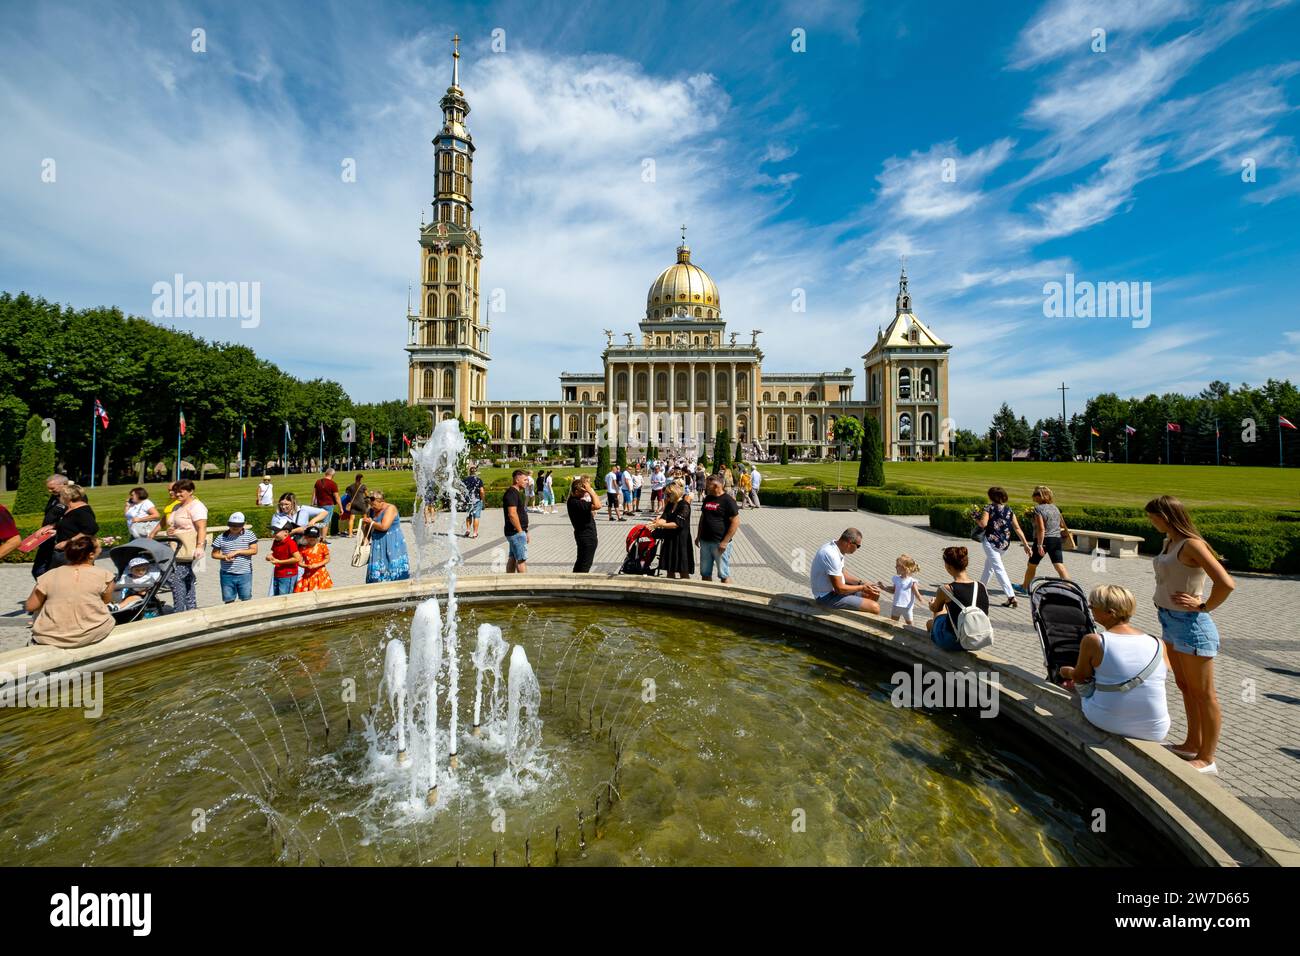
[14,414,55,516]
[857,415,884,487]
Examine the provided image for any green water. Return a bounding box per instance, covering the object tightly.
[0,601,1172,866]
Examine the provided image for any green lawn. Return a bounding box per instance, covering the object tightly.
[3,460,1294,515]
[759,461,1298,509]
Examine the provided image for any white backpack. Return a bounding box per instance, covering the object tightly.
[942,583,994,651]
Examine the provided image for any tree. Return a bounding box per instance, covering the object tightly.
[779,442,789,465]
[987,402,1031,456]
[734,440,744,464]
[616,440,627,470]
[461,419,491,453]
[597,443,610,480]
[950,428,987,458]
[857,415,884,487]
[646,440,656,463]
[832,416,865,458]
[713,429,730,469]
[14,414,55,515]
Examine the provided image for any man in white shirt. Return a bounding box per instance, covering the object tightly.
[809,528,881,612]
[749,466,762,509]
[605,465,623,522]
[649,466,667,516]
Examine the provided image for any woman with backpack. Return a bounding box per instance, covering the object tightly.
[927,546,991,651]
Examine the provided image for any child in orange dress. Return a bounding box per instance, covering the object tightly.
[294,526,333,592]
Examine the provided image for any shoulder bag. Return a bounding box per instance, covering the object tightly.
[351,519,373,568]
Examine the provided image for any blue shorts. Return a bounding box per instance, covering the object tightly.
[930,613,962,651]
[467,500,483,519]
[1158,607,1220,658]
[622,488,633,504]
[507,532,528,562]
[699,540,732,579]
[815,591,863,610]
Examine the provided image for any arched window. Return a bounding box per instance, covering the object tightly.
[793,391,802,402]
[636,371,648,403]
[786,415,798,440]
[455,154,465,173]
[580,391,589,402]
[454,206,465,227]
[427,258,438,282]
[766,415,778,439]
[447,257,459,283]
[446,293,459,317]
[439,152,452,171]
[529,415,542,440]
[921,413,934,441]
[762,391,771,402]
[777,391,787,402]
[715,414,727,436]
[422,368,435,398]
[567,415,578,437]
[693,307,702,317]
[808,415,819,440]
[898,369,911,400]
[696,371,709,399]
[510,415,522,439]
[716,371,729,402]
[737,371,748,395]
[426,292,437,317]
[549,413,561,435]
[920,368,933,399]
[442,369,454,398]
[587,415,597,435]
[596,391,604,402]
[676,370,688,400]
[491,414,503,439]
[615,372,628,404]
[422,323,436,346]
[807,390,818,401]
[899,413,913,440]
[655,371,668,401]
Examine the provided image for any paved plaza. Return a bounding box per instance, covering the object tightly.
[2,505,1297,840]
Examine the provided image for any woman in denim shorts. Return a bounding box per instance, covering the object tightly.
[1146,495,1236,774]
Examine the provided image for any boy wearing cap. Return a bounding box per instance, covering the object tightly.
[267,523,301,596]
[212,512,259,603]
[109,556,163,613]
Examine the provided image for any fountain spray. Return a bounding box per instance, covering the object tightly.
[471,623,508,736]
[383,639,409,767]
[409,598,442,805]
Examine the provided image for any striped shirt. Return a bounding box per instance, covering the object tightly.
[215,529,258,575]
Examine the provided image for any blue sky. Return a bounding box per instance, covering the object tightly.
[2,0,1298,427]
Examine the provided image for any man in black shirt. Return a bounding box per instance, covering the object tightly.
[502,469,530,573]
[32,474,69,579]
[696,475,740,583]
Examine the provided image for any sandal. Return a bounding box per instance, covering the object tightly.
[1163,744,1198,760]
[1002,598,1018,608]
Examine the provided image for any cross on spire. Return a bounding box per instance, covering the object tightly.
[452,34,460,87]
[680,223,687,244]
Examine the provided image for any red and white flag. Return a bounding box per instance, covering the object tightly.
[1039,430,1050,438]
[402,433,411,448]
[179,409,187,436]
[94,399,109,429]
[1166,422,1181,433]
[1124,424,1137,435]
[1282,416,1297,430]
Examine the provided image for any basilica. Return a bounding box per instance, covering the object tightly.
[405,40,952,461]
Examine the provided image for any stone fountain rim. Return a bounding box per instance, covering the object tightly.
[1,574,1295,869]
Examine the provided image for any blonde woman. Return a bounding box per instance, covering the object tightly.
[1145,495,1234,773]
[1016,485,1070,595]
[649,481,694,578]
[1060,585,1170,742]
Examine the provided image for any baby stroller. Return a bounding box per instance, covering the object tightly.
[106,537,178,624]
[1029,578,1096,686]
[618,523,660,576]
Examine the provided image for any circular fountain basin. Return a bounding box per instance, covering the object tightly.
[0,577,1293,867]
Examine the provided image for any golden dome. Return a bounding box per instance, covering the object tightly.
[646,243,721,321]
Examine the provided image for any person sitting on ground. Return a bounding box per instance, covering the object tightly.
[109,556,164,614]
[294,525,333,592]
[26,534,116,648]
[1060,584,1171,743]
[809,528,882,612]
[927,546,990,651]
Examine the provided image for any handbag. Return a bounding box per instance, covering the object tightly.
[351,521,372,568]
[1060,515,1076,551]
[171,528,199,562]
[1076,636,1162,699]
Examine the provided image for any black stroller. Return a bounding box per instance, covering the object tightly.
[106,537,179,624]
[618,523,661,576]
[1029,578,1097,686]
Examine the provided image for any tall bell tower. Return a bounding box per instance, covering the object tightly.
[406,35,490,423]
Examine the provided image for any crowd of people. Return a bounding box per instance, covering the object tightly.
[9,467,1235,773]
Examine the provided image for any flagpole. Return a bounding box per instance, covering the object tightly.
[90,405,97,489]
[1165,426,1170,466]
[1215,419,1220,467]
[239,421,245,480]
[283,423,289,477]
[1089,429,1093,462]
[387,433,391,469]
[1281,418,1285,469]
[176,408,183,483]
[994,433,999,463]
[319,425,324,471]
[1125,429,1129,464]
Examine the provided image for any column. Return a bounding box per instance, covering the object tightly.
[667,362,676,445]
[605,361,613,448]
[688,360,697,450]
[708,361,716,448]
[646,358,655,443]
[729,363,738,446]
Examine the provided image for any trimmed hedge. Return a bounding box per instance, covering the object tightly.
[928,503,1300,574]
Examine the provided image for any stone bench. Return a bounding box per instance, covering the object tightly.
[1071,529,1144,558]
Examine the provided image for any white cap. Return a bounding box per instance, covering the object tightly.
[228,511,246,524]
[127,556,152,569]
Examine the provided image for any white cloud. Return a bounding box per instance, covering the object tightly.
[874,139,1015,222]
[1011,0,1195,68]
[1008,145,1164,242]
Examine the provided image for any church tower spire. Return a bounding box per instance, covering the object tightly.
[895,258,912,317]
